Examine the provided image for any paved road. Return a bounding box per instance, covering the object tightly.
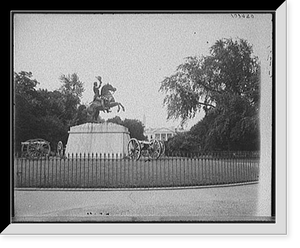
[13,183,269,222]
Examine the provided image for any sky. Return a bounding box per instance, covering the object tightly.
[13,13,272,129]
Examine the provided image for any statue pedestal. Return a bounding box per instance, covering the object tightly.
[65,122,130,158]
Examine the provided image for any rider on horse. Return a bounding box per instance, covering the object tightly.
[93,76,111,113]
[87,76,125,122]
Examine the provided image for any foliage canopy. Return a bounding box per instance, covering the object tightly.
[160,38,260,151]
[14,71,85,152]
[14,72,146,153]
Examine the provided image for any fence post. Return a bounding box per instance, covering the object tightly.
[213,152,217,184]
[88,153,90,187]
[125,153,128,188]
[17,154,21,187]
[90,153,92,184]
[103,153,106,187]
[70,153,73,187]
[172,152,176,186]
[14,155,18,188]
[115,153,118,187]
[202,152,206,185]
[178,152,181,186]
[99,153,102,187]
[74,153,78,187]
[215,152,219,185]
[181,151,184,186]
[40,155,44,188]
[94,153,98,187]
[54,156,60,187]
[83,153,86,187]
[211,152,214,185]
[237,152,241,182]
[188,152,192,185]
[111,153,114,187]
[233,152,237,183]
[58,155,61,188]
[187,152,191,186]
[66,153,69,187]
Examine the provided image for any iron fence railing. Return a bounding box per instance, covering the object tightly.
[14,151,259,189]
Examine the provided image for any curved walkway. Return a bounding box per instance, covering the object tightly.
[13,183,270,222]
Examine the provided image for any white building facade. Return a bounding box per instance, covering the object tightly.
[144,127,185,141]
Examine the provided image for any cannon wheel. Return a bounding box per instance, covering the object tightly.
[27,139,51,158]
[21,142,28,157]
[128,138,141,161]
[149,139,162,160]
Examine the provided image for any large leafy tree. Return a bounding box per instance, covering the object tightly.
[160,38,259,123]
[14,71,85,153]
[14,71,40,151]
[59,73,85,126]
[160,38,260,151]
[107,116,147,140]
[122,118,147,141]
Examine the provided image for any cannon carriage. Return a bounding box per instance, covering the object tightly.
[20,139,66,158]
[21,138,51,158]
[127,138,165,161]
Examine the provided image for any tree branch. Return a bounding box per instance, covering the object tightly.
[197,101,216,108]
[195,79,223,94]
[174,83,216,109]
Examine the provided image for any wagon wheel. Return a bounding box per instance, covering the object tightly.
[158,140,165,157]
[27,140,51,158]
[26,140,37,158]
[127,138,141,160]
[57,141,64,157]
[149,139,162,160]
[43,142,51,157]
[21,142,28,157]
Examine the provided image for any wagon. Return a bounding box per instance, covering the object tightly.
[127,138,162,161]
[21,138,51,158]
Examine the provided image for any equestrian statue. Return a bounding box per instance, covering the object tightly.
[86,76,125,122]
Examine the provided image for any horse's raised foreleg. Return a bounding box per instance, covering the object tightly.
[107,102,125,112]
[120,103,125,112]
[115,102,125,112]
[107,102,118,112]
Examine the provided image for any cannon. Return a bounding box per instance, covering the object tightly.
[127,138,163,161]
[21,138,51,158]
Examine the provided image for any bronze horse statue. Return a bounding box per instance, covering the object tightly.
[86,83,125,122]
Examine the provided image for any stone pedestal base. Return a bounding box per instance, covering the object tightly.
[65,122,130,158]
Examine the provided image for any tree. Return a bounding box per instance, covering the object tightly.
[123,118,147,140]
[160,38,260,151]
[14,71,39,98]
[59,73,84,99]
[107,116,147,140]
[107,116,123,125]
[14,71,40,152]
[74,105,88,125]
[160,38,259,124]
[165,132,199,154]
[59,73,85,126]
[14,71,86,153]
